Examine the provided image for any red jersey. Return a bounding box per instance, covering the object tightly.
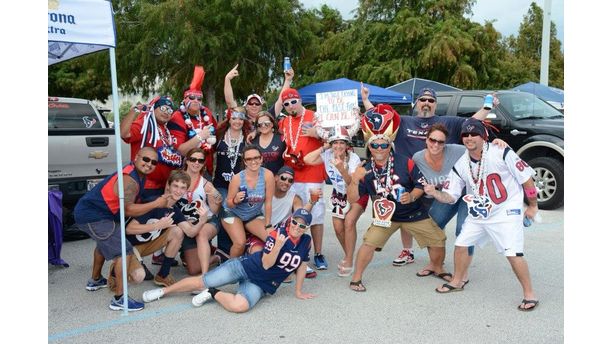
[171,107,218,176]
[278,109,325,183]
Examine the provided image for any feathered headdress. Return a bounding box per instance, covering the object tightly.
[183,65,205,97]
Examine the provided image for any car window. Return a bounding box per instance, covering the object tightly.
[498,93,563,120]
[48,102,103,129]
[457,96,484,118]
[434,96,451,116]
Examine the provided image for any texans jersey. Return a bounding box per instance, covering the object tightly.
[125,204,185,245]
[445,144,534,223]
[240,226,312,295]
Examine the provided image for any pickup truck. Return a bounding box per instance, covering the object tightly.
[48,97,129,238]
[433,90,564,210]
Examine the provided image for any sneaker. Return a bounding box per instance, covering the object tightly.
[305,266,318,279]
[142,288,165,303]
[85,276,108,291]
[192,289,212,307]
[314,254,328,270]
[152,253,178,266]
[154,274,176,287]
[392,249,415,266]
[142,262,154,281]
[109,295,144,311]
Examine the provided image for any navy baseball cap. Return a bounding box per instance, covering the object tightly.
[461,118,487,138]
[417,88,437,100]
[292,208,312,226]
[277,165,295,177]
[154,96,175,110]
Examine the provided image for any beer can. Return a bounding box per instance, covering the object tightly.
[395,186,405,201]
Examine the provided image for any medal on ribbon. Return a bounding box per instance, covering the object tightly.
[372,197,396,228]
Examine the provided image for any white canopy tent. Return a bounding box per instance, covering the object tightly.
[49,0,131,314]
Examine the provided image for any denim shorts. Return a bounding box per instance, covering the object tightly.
[76,219,133,260]
[428,199,474,256]
[202,257,265,309]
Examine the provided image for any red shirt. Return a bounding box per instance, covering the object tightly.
[171,108,217,176]
[278,109,325,183]
[123,114,185,190]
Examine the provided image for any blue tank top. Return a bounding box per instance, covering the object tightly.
[231,167,266,221]
[74,164,146,224]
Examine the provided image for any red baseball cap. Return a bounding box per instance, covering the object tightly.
[281,88,301,102]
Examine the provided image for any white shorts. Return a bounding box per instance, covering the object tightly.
[455,219,524,257]
[290,182,326,225]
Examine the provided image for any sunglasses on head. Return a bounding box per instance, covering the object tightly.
[141,156,158,166]
[279,175,294,183]
[461,133,480,138]
[291,219,309,229]
[159,105,174,114]
[187,94,203,101]
[283,99,299,107]
[419,98,436,103]
[188,157,205,164]
[244,156,262,163]
[370,142,390,149]
[257,121,272,128]
[428,137,446,145]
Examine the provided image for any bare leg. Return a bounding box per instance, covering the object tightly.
[163,226,184,258]
[212,292,250,313]
[244,218,268,242]
[351,243,376,285]
[342,205,363,269]
[311,224,323,254]
[221,217,247,258]
[195,224,218,274]
[400,230,413,252]
[332,217,347,263]
[182,248,202,276]
[161,275,206,295]
[437,246,470,291]
[91,247,105,279]
[507,256,537,302]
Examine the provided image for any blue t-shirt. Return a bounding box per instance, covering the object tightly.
[394,116,466,158]
[240,225,312,295]
[126,204,185,245]
[358,153,428,222]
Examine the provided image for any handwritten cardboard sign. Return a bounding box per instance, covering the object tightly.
[315,89,358,127]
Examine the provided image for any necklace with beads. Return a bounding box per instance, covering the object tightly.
[157,124,173,147]
[371,156,397,199]
[224,129,243,171]
[468,142,488,197]
[287,110,305,152]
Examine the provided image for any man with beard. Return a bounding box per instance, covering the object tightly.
[277,88,329,270]
[346,105,449,292]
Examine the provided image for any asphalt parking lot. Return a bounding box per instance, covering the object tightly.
[48,192,563,343]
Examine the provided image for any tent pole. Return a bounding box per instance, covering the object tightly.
[109,47,129,315]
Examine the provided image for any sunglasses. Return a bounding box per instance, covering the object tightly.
[370,142,390,149]
[141,156,158,166]
[419,98,436,103]
[280,175,294,183]
[428,137,446,145]
[283,99,299,107]
[291,219,309,230]
[159,105,174,114]
[247,102,261,106]
[244,156,262,163]
[187,95,203,101]
[257,121,272,128]
[461,133,480,138]
[188,157,205,164]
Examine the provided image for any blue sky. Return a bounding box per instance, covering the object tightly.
[300,0,564,46]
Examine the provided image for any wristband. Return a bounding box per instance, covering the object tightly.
[524,187,537,198]
[265,224,273,229]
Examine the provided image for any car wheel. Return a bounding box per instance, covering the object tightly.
[528,157,563,210]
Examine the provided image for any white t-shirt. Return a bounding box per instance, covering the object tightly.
[322,149,361,194]
[269,190,302,227]
[445,144,534,224]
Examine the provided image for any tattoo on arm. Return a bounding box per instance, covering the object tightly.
[123,178,138,205]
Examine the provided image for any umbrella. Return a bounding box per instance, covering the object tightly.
[49,0,131,314]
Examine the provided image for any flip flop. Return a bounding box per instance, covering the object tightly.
[416,269,435,277]
[435,283,464,294]
[349,280,367,292]
[517,299,539,312]
[338,265,354,277]
[434,272,453,282]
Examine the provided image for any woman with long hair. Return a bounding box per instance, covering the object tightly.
[223,145,275,258]
[252,111,286,175]
[304,126,364,277]
[176,148,224,275]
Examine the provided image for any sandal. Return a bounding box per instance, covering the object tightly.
[349,280,366,292]
[434,272,453,282]
[338,265,354,277]
[435,283,464,294]
[517,299,539,312]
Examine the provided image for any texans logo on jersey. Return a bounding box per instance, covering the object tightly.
[463,194,492,219]
[180,199,203,224]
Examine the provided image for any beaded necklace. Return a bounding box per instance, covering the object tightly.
[370,155,397,199]
[467,142,488,197]
[224,129,243,171]
[287,110,305,152]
